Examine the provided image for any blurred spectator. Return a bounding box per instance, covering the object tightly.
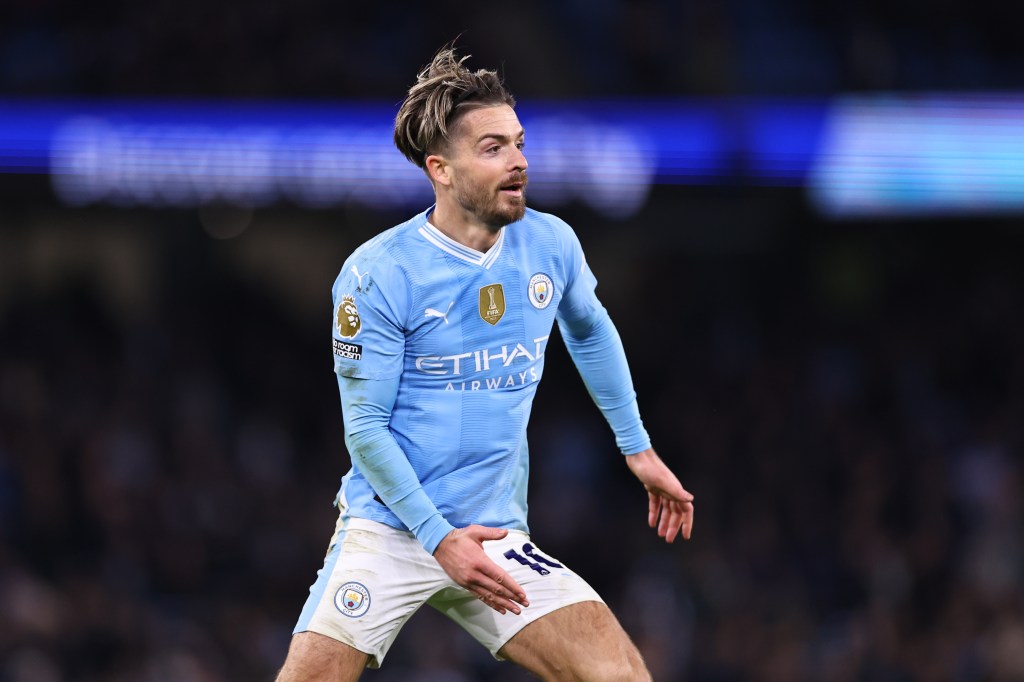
[2,0,1024,97]
[1,195,1022,679]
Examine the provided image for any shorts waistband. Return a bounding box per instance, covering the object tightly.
[343,516,529,542]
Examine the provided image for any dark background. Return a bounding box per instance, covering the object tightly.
[2,2,1024,680]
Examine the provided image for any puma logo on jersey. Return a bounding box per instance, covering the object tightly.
[350,266,371,290]
[424,301,455,324]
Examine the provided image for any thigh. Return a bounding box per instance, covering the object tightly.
[291,516,447,669]
[432,533,606,660]
[500,601,651,682]
[276,631,368,682]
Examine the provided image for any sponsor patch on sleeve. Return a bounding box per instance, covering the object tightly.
[336,294,362,339]
[333,338,363,360]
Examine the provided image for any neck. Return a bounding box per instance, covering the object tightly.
[428,201,501,252]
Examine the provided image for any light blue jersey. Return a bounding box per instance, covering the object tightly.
[331,206,649,553]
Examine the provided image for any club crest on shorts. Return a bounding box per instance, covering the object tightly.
[479,284,505,325]
[528,273,553,309]
[336,295,362,339]
[335,581,371,618]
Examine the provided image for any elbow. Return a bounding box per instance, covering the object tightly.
[559,307,608,340]
[344,420,391,459]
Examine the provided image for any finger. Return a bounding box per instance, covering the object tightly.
[467,525,510,543]
[655,496,677,540]
[468,581,507,614]
[660,500,685,543]
[467,556,529,607]
[486,569,529,607]
[682,501,694,540]
[470,579,524,615]
[656,498,673,540]
[647,491,659,528]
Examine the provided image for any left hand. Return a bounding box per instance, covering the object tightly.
[433,526,529,616]
[624,448,694,542]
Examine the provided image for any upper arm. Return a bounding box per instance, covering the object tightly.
[337,373,401,437]
[554,220,603,332]
[332,252,409,380]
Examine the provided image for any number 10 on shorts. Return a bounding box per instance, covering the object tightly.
[503,543,563,576]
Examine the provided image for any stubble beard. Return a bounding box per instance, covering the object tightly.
[456,175,528,231]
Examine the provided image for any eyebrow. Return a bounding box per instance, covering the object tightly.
[475,129,526,145]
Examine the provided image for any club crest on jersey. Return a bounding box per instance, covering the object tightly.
[335,581,371,618]
[336,295,361,339]
[479,284,506,325]
[528,273,553,309]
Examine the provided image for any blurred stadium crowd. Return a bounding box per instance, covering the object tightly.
[1,194,1022,680]
[2,0,1024,98]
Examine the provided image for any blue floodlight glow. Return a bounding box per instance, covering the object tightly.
[4,95,1024,218]
[0,98,827,217]
[809,95,1024,217]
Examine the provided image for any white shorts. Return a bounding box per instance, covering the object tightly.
[293,514,604,668]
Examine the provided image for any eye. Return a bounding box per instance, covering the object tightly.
[486,145,500,154]
[516,141,525,150]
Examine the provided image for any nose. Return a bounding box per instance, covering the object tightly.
[511,145,528,172]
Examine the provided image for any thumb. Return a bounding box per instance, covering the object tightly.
[470,525,509,542]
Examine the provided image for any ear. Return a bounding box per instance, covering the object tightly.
[425,153,452,187]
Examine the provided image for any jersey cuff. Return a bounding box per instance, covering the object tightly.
[418,514,457,556]
[604,401,651,454]
[622,441,653,456]
[381,484,455,554]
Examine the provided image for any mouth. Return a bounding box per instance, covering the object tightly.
[499,179,526,198]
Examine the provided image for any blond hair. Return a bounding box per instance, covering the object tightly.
[394,47,515,168]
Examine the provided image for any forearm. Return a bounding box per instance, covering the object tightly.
[339,375,455,554]
[558,308,651,454]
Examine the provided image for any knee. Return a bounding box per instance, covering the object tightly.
[584,653,651,682]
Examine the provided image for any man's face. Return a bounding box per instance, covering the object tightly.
[445,104,529,230]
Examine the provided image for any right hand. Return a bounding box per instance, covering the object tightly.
[625,448,695,543]
[433,525,530,616]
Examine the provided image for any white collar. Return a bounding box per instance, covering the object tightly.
[417,219,506,269]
